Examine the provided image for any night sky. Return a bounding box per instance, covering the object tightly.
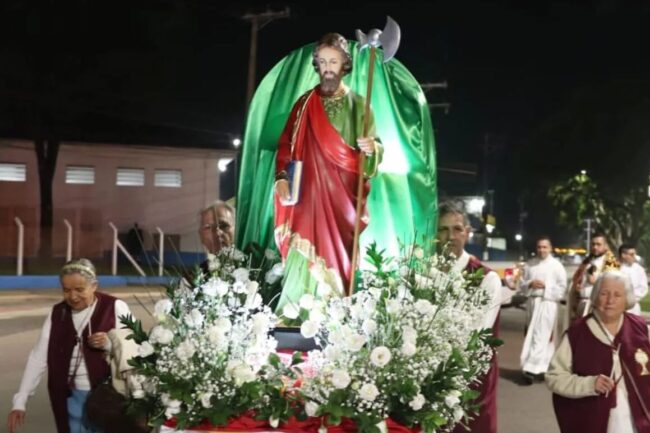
[1,1,649,249]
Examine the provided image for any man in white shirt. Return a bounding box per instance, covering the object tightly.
[519,236,567,384]
[618,243,648,315]
[437,202,501,433]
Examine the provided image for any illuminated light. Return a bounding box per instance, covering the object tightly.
[469,231,474,239]
[485,223,495,234]
[218,158,234,172]
[467,198,485,214]
[233,138,242,148]
[580,170,587,175]
[515,233,523,242]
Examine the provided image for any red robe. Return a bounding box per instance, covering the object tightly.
[274,87,368,289]
[453,256,499,433]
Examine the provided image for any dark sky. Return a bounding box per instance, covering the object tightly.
[1,0,649,247]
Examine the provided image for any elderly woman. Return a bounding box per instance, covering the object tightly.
[7,259,134,433]
[546,270,650,433]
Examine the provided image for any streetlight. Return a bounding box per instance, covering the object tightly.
[515,233,522,242]
[218,158,234,173]
[232,138,241,148]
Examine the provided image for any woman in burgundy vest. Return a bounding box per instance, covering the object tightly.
[546,270,650,433]
[7,259,131,433]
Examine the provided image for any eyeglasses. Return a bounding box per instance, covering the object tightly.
[201,222,232,232]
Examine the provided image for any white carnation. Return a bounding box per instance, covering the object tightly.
[184,308,204,328]
[150,326,174,345]
[409,393,426,411]
[444,390,461,408]
[346,333,366,352]
[453,407,464,422]
[175,339,196,361]
[359,383,379,401]
[233,267,250,282]
[300,320,319,338]
[154,299,173,317]
[331,369,351,389]
[414,299,435,316]
[370,346,392,367]
[400,342,417,357]
[246,280,259,295]
[137,341,155,357]
[324,345,342,361]
[201,279,221,297]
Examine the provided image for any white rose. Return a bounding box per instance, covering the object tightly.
[299,293,315,309]
[154,299,173,317]
[163,397,182,419]
[408,393,425,411]
[282,303,300,320]
[358,383,379,401]
[233,268,250,282]
[200,392,213,408]
[201,279,221,297]
[324,345,342,361]
[400,342,417,357]
[131,389,145,399]
[330,369,351,389]
[385,299,402,314]
[231,363,256,385]
[214,318,232,333]
[232,281,247,294]
[207,325,227,348]
[414,299,435,316]
[150,326,174,345]
[402,326,417,344]
[252,313,270,334]
[137,341,155,357]
[370,346,392,367]
[175,339,196,361]
[245,293,263,309]
[269,417,279,428]
[206,253,219,271]
[305,401,319,417]
[362,319,377,335]
[309,308,326,324]
[346,333,366,352]
[214,279,230,296]
[300,320,319,338]
[184,309,204,328]
[247,280,259,295]
[444,391,461,408]
[453,407,464,422]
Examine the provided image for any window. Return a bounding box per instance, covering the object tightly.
[116,168,145,186]
[154,169,182,187]
[65,166,95,184]
[0,163,26,182]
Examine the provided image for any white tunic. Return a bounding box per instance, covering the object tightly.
[11,298,131,411]
[453,250,502,330]
[519,255,567,374]
[620,262,648,316]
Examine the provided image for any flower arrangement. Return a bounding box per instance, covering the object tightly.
[297,244,498,433]
[123,243,499,433]
[122,246,292,429]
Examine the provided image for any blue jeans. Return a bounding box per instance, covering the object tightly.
[67,389,103,433]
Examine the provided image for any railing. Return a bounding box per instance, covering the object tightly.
[109,222,146,276]
[15,217,24,276]
[156,227,164,277]
[63,219,73,262]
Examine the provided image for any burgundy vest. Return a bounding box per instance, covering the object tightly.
[453,256,499,433]
[47,292,117,433]
[553,313,650,433]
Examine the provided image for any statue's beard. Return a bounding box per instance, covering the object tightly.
[319,72,342,96]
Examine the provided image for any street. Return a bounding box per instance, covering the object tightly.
[0,289,559,433]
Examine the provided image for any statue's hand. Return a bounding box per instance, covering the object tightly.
[356,136,376,155]
[275,179,290,201]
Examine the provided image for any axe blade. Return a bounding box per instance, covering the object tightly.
[378,16,401,62]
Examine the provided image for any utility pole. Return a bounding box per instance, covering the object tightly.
[584,217,593,252]
[242,7,290,107]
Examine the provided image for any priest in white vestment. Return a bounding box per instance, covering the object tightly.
[519,237,567,381]
[619,244,648,316]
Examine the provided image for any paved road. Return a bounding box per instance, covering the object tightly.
[0,288,559,433]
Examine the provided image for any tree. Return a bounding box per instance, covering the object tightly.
[548,171,650,250]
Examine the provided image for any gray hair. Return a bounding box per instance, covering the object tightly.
[60,258,97,284]
[198,200,236,222]
[590,270,636,310]
[438,201,470,226]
